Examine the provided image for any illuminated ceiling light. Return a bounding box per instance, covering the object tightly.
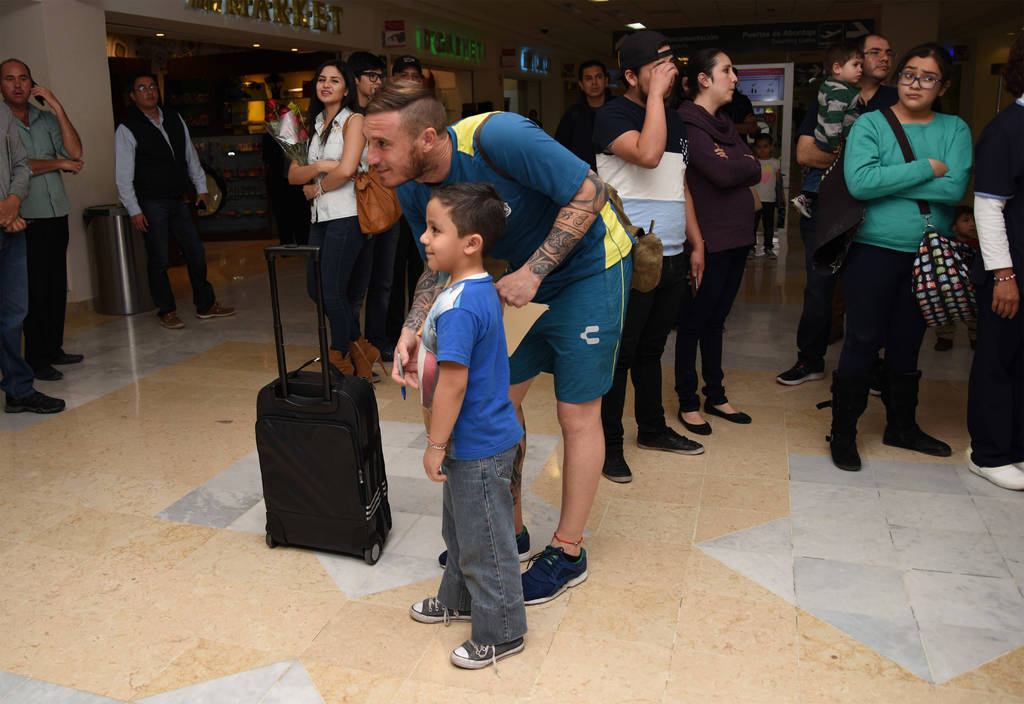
[291,47,298,51]
[155,32,165,37]
[626,22,646,30]
[252,43,261,48]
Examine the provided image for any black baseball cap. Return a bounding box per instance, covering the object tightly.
[617,30,672,71]
[391,55,422,76]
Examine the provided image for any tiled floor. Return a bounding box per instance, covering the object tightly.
[2,232,1021,703]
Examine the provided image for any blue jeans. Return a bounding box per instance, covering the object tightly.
[602,252,687,447]
[348,222,399,349]
[438,444,527,645]
[140,198,216,316]
[0,231,35,398]
[308,216,365,355]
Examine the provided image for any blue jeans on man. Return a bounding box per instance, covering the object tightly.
[140,198,216,316]
[0,231,35,398]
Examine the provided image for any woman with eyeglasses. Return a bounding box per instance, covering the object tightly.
[827,43,971,471]
[288,59,365,375]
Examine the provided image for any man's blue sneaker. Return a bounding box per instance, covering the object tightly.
[521,545,588,605]
[439,525,531,568]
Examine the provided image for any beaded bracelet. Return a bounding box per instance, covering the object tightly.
[995,273,1017,282]
[426,437,449,451]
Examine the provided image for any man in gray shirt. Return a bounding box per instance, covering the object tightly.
[0,101,64,413]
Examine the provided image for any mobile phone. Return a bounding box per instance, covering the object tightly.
[397,355,406,399]
[30,80,44,107]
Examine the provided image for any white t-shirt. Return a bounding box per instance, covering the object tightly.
[755,157,780,203]
[306,107,362,223]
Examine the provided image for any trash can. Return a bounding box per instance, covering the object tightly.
[85,204,153,315]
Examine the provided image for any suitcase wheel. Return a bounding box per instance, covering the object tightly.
[266,531,278,548]
[363,536,382,565]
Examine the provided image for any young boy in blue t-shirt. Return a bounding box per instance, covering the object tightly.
[407,182,527,669]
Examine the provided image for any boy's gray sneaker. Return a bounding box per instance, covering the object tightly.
[450,637,524,670]
[409,597,471,625]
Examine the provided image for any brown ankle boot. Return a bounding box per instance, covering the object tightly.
[328,349,355,375]
[350,338,382,382]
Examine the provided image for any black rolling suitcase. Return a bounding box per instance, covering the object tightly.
[255,245,391,565]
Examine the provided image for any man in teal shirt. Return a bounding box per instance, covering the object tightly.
[1,58,84,382]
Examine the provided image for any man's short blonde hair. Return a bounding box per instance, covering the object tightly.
[365,82,448,139]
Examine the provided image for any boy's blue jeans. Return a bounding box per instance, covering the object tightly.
[437,444,527,645]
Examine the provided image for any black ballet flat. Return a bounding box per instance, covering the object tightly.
[677,409,712,435]
[703,400,751,425]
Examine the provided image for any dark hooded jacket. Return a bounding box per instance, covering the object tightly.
[678,100,761,253]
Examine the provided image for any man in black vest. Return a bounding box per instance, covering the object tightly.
[114,74,233,329]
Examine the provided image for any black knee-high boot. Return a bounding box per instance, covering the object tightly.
[881,370,952,457]
[829,371,871,471]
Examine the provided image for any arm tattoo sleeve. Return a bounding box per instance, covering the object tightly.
[526,171,608,278]
[403,267,443,333]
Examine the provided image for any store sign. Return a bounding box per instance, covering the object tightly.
[384,20,406,48]
[519,48,549,75]
[416,28,485,62]
[185,0,343,35]
[615,19,875,54]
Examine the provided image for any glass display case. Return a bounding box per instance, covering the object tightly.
[192,135,271,238]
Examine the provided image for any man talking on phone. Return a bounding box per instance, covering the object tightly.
[115,73,233,329]
[1,58,84,381]
[592,31,705,483]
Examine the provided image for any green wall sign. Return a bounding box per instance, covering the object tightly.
[416,28,485,62]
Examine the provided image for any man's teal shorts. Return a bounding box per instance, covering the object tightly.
[509,255,632,403]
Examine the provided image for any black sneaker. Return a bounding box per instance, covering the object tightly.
[450,637,524,670]
[602,452,633,483]
[409,597,471,624]
[637,427,705,455]
[5,391,65,414]
[776,361,825,386]
[439,525,530,567]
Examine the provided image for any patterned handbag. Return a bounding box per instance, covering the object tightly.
[880,108,977,327]
[912,230,978,326]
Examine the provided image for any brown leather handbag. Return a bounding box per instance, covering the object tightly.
[343,114,402,235]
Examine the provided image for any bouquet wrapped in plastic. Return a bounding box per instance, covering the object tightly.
[265,99,309,165]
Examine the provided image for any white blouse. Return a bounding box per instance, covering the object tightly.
[307,107,362,223]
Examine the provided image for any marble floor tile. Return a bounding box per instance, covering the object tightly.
[891,527,1010,577]
[954,464,1024,501]
[904,570,1024,632]
[789,481,886,521]
[788,452,879,487]
[698,547,796,603]
[0,678,127,703]
[791,513,900,567]
[879,489,988,533]
[991,534,1024,586]
[225,500,267,535]
[155,486,263,529]
[918,621,1024,686]
[873,460,969,495]
[809,609,931,682]
[0,672,28,699]
[794,558,915,623]
[260,660,325,704]
[973,495,1024,537]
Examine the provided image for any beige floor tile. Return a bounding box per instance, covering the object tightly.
[30,509,218,569]
[694,505,784,543]
[407,628,552,697]
[21,469,197,517]
[392,679,522,704]
[796,610,920,682]
[597,498,698,546]
[357,574,444,610]
[676,593,798,658]
[303,660,405,704]
[700,475,790,514]
[665,648,800,703]
[531,631,671,703]
[582,535,691,591]
[601,466,703,505]
[704,444,791,480]
[130,638,293,699]
[0,495,80,544]
[796,668,980,704]
[173,529,341,594]
[524,595,570,633]
[684,544,786,605]
[303,601,438,677]
[558,580,680,646]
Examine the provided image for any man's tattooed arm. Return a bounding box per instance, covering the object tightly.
[525,171,608,278]
[403,267,444,333]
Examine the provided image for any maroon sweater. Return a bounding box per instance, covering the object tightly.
[678,101,761,254]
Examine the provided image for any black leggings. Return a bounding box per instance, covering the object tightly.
[838,243,926,377]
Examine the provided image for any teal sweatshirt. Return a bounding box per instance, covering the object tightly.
[844,110,972,252]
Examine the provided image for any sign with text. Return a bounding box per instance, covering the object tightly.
[384,20,406,48]
[737,68,785,102]
[615,20,875,55]
[186,0,342,35]
[416,27,485,62]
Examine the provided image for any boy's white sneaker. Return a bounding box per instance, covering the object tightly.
[791,194,812,219]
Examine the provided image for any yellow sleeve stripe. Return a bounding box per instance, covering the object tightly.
[600,201,633,269]
[450,112,500,157]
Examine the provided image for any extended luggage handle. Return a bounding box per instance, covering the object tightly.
[264,245,333,405]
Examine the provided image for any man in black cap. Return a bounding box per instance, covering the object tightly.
[391,55,423,84]
[594,31,705,483]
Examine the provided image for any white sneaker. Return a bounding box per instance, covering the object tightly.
[967,451,1024,491]
[791,194,812,219]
